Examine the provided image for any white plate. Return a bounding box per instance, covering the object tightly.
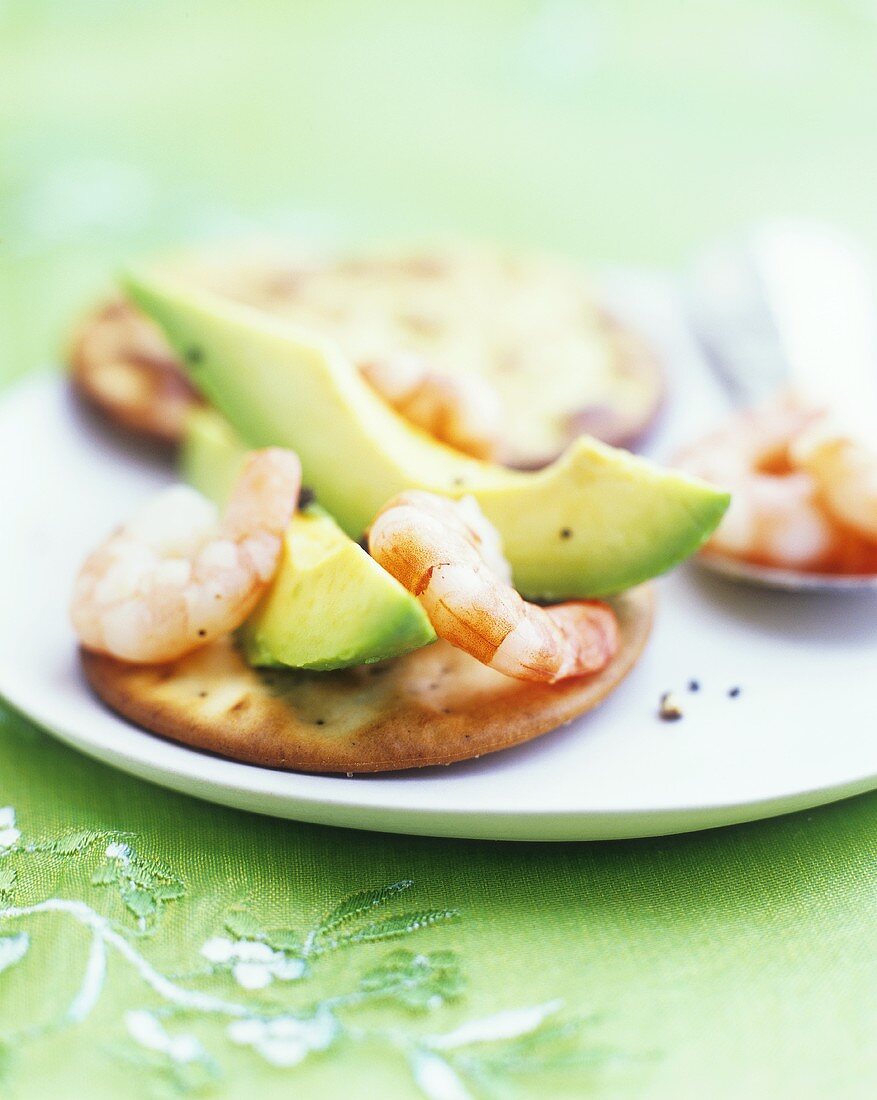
[2,289,876,840]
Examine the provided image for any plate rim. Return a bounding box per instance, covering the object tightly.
[698,551,877,592]
[3,658,877,842]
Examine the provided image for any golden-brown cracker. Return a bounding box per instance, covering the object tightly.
[68,248,663,460]
[80,586,653,774]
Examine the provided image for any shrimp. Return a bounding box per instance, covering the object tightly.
[359,353,502,461]
[368,491,618,683]
[676,393,840,570]
[792,423,877,543]
[71,449,301,663]
[677,392,877,572]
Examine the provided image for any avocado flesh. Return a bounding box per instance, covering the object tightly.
[180,407,244,507]
[182,411,436,670]
[240,508,437,670]
[129,272,730,599]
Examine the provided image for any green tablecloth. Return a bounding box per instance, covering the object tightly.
[3,700,877,1098]
[3,3,877,1096]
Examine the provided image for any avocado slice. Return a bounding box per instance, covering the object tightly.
[240,508,437,670]
[129,273,729,598]
[182,409,436,670]
[180,407,244,507]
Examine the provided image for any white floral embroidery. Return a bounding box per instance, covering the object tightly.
[427,999,564,1049]
[410,1050,473,1100]
[227,1009,338,1067]
[0,814,597,1097]
[0,931,29,974]
[125,1010,205,1064]
[0,807,20,851]
[201,935,306,989]
[66,931,107,1023]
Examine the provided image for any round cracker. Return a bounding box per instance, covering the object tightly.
[80,586,653,774]
[68,298,203,445]
[565,310,663,455]
[68,248,663,462]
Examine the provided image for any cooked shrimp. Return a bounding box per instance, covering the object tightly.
[792,423,877,543]
[71,449,301,663]
[359,353,502,460]
[368,491,618,683]
[677,392,877,572]
[676,393,843,570]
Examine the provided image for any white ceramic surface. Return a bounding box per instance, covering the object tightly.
[2,281,875,840]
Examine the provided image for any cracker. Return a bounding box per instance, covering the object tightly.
[80,586,653,774]
[68,249,663,461]
[68,298,203,445]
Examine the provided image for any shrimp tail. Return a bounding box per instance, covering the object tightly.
[547,602,620,681]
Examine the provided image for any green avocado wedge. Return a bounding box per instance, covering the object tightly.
[183,410,437,670]
[129,271,730,599]
[240,508,437,670]
[180,407,245,508]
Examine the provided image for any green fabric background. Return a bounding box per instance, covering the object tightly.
[3,2,877,1096]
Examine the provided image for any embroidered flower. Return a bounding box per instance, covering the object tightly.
[0,841,587,1100]
[0,807,21,852]
[200,936,306,989]
[125,1010,205,1064]
[227,1009,338,1067]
